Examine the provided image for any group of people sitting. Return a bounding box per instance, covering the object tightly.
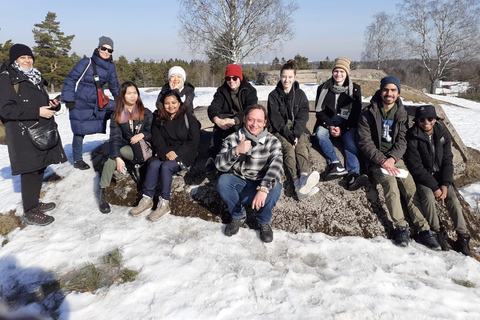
[0,38,471,256]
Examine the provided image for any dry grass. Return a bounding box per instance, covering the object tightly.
[0,211,23,240]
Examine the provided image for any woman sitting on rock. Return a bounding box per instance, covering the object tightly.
[98,81,153,213]
[130,90,200,221]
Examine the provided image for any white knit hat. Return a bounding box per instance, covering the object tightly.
[168,66,186,82]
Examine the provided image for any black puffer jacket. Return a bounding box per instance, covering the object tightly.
[207,78,258,130]
[267,80,310,143]
[314,80,362,132]
[0,66,67,175]
[108,109,153,159]
[155,82,195,113]
[405,122,453,191]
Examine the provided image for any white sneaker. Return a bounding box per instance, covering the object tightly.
[130,195,153,217]
[297,186,320,201]
[297,171,320,194]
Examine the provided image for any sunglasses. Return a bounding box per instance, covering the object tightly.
[225,76,239,82]
[100,46,114,54]
[419,117,435,123]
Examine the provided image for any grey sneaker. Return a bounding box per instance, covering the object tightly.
[297,186,320,201]
[147,198,170,221]
[295,171,320,194]
[130,195,153,217]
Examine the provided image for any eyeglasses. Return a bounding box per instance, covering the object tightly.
[225,76,239,82]
[100,46,114,54]
[419,117,435,123]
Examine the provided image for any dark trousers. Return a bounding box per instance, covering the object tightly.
[143,158,180,200]
[208,126,237,158]
[21,168,46,211]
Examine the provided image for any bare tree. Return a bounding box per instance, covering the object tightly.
[362,12,399,70]
[398,0,480,93]
[178,0,298,64]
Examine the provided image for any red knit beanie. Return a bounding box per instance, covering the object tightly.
[225,64,243,81]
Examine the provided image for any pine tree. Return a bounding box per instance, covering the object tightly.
[32,12,75,92]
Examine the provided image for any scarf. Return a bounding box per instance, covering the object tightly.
[117,105,141,124]
[315,77,354,112]
[240,126,268,156]
[12,61,42,86]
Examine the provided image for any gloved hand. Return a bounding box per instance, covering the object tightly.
[66,102,75,110]
[286,134,296,145]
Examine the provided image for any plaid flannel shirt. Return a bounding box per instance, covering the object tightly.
[215,129,284,190]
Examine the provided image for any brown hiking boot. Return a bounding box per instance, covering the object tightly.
[147,198,170,221]
[130,195,153,217]
[23,207,54,226]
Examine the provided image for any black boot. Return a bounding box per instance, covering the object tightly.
[452,233,471,256]
[433,228,450,251]
[99,188,111,214]
[23,207,54,226]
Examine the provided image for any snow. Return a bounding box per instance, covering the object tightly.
[1,87,480,319]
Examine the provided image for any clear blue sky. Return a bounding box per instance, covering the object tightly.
[0,0,398,63]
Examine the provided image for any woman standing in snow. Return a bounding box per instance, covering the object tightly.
[155,66,195,113]
[0,44,67,226]
[98,81,153,214]
[130,90,200,221]
[62,36,119,170]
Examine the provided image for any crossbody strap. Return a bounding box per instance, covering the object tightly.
[91,61,102,90]
[75,58,91,92]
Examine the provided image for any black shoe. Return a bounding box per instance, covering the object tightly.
[344,173,369,191]
[99,188,111,214]
[38,201,56,212]
[415,230,441,251]
[394,226,410,247]
[205,157,216,172]
[321,162,348,181]
[23,207,54,226]
[433,229,450,251]
[224,217,245,236]
[259,224,273,243]
[74,160,90,170]
[452,233,471,256]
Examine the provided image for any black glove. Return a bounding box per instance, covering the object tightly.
[66,102,75,110]
[286,134,296,145]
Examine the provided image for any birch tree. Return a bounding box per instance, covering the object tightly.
[398,0,480,93]
[362,12,398,70]
[178,0,298,64]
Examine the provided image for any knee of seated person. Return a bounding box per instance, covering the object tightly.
[315,126,329,139]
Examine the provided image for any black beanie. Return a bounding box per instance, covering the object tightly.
[9,44,34,64]
[380,76,401,94]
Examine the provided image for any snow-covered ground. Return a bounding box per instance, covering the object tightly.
[1,86,480,319]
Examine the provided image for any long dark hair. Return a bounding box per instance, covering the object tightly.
[156,89,187,125]
[113,81,146,124]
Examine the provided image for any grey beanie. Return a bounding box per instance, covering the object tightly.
[98,36,114,49]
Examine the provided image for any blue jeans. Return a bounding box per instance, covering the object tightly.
[217,173,282,225]
[72,134,85,162]
[143,158,180,200]
[315,115,360,173]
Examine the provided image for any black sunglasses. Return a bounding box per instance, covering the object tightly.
[225,76,239,82]
[419,117,435,123]
[100,46,114,54]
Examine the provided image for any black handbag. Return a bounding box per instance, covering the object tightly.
[20,120,60,150]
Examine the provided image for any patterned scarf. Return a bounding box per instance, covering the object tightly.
[315,77,354,112]
[12,61,42,86]
[117,105,141,124]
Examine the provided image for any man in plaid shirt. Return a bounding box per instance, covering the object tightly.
[215,104,283,242]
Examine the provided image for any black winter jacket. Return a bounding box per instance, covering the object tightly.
[267,81,310,143]
[155,82,195,113]
[207,78,258,130]
[357,91,408,167]
[405,123,453,191]
[314,80,362,132]
[0,66,67,175]
[108,109,153,159]
[152,111,200,167]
